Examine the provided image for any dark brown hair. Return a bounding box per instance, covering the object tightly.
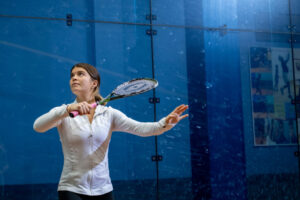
[71,63,104,102]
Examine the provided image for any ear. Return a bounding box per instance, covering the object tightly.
[91,80,98,89]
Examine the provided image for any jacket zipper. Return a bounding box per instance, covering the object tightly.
[89,119,93,195]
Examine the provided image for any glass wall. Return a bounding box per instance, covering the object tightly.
[0,0,299,199]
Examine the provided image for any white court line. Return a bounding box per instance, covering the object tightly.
[0,40,79,64]
[0,40,130,79]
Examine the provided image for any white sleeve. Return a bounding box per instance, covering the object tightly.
[33,104,69,133]
[111,108,174,137]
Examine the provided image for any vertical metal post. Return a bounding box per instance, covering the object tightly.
[148,0,160,200]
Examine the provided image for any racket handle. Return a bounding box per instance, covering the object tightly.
[69,102,98,118]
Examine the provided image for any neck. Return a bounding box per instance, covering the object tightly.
[76,94,95,103]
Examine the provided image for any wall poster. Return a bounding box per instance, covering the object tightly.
[250,47,299,146]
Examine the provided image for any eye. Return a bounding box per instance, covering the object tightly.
[78,71,85,76]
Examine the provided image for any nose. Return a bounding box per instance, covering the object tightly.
[71,75,78,81]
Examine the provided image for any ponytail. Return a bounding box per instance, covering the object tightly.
[93,87,107,105]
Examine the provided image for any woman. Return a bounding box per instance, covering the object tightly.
[33,63,189,200]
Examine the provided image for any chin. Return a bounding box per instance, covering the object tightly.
[71,89,80,96]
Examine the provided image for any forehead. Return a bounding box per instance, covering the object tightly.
[71,67,87,74]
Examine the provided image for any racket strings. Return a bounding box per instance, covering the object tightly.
[113,79,158,96]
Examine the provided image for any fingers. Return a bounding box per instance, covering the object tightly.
[171,104,186,114]
[166,113,179,124]
[173,104,189,116]
[177,105,189,113]
[173,104,185,113]
[82,102,92,115]
[73,102,93,115]
[166,104,189,125]
[179,114,189,121]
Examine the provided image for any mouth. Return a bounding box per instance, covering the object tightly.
[71,83,80,87]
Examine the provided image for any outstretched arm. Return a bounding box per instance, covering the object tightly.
[111,104,189,137]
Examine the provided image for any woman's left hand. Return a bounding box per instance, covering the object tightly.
[165,104,189,125]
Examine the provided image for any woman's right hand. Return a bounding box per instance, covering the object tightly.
[67,102,94,115]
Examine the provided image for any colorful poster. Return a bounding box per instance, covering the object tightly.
[250,47,299,146]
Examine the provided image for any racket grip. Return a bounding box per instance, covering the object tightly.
[90,102,98,108]
[69,111,79,118]
[69,102,98,118]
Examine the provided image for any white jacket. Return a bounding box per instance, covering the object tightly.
[33,103,172,196]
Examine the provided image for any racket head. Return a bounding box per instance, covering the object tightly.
[112,78,158,97]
